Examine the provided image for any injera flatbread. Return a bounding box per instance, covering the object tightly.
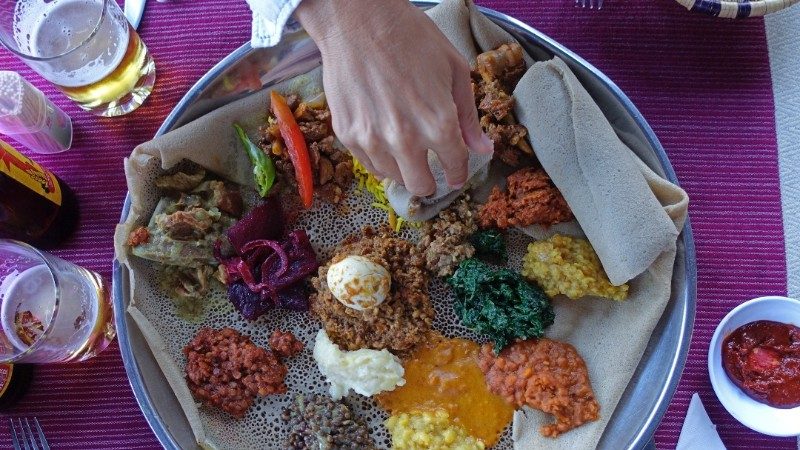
[113,1,689,448]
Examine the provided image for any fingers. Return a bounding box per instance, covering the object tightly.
[350,109,469,194]
[353,141,436,197]
[325,53,484,197]
[348,126,403,183]
[426,117,469,188]
[336,108,438,195]
[394,148,437,197]
[451,57,494,155]
[330,111,386,181]
[347,139,401,183]
[363,146,404,186]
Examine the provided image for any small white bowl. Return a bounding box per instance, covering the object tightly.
[708,296,800,437]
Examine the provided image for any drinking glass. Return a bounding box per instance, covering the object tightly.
[0,240,115,363]
[0,0,156,117]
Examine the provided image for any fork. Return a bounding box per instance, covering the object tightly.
[10,418,50,450]
[576,0,604,9]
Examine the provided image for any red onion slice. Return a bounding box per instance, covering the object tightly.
[240,239,289,279]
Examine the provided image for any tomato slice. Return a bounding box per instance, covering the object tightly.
[270,91,314,208]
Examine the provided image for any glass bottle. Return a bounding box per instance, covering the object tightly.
[0,139,79,248]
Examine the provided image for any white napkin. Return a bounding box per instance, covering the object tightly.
[676,393,727,450]
[246,0,302,48]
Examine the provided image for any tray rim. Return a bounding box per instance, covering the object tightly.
[113,4,697,449]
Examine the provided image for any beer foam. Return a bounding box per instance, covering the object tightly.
[13,0,129,87]
[131,180,523,449]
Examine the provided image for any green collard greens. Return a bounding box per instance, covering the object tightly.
[469,229,508,262]
[448,258,554,353]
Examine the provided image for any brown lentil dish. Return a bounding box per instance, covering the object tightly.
[473,43,534,168]
[183,327,289,418]
[478,339,600,437]
[310,227,434,352]
[478,167,573,230]
[269,330,304,358]
[282,394,376,449]
[259,95,354,204]
[418,194,477,278]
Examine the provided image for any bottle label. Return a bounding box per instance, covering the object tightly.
[0,364,13,398]
[0,140,62,206]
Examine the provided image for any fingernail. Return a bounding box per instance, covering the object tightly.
[450,182,465,190]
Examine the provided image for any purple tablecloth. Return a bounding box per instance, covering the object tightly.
[0,0,792,448]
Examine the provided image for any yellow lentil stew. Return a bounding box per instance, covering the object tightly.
[521,234,628,301]
[385,410,485,450]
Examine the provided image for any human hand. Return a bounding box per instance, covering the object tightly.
[296,0,494,196]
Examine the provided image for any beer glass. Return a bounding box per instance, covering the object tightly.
[0,240,115,363]
[0,0,156,117]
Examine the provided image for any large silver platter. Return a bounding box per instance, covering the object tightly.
[113,3,697,449]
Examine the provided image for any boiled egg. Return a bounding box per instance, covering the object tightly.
[326,255,391,311]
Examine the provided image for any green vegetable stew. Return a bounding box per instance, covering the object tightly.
[448,258,554,353]
[469,229,508,263]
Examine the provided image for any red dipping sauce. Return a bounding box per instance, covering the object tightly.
[722,320,800,408]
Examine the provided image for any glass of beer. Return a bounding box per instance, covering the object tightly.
[0,240,115,363]
[0,0,156,117]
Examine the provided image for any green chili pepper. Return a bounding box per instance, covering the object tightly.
[234,123,276,197]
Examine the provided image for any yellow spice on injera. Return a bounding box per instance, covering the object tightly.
[522,234,628,301]
[352,157,418,232]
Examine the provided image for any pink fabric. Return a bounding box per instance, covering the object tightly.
[0,0,789,448]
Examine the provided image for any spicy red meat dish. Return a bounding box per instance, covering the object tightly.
[722,320,800,408]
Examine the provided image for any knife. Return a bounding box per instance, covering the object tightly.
[124,0,146,30]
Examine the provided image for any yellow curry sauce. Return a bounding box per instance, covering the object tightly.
[376,337,514,446]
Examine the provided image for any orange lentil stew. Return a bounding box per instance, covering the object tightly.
[376,337,514,446]
[478,338,600,438]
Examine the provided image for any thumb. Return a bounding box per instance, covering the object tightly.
[452,59,493,155]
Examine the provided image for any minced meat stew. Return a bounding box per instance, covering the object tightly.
[311,228,434,352]
[418,194,477,277]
